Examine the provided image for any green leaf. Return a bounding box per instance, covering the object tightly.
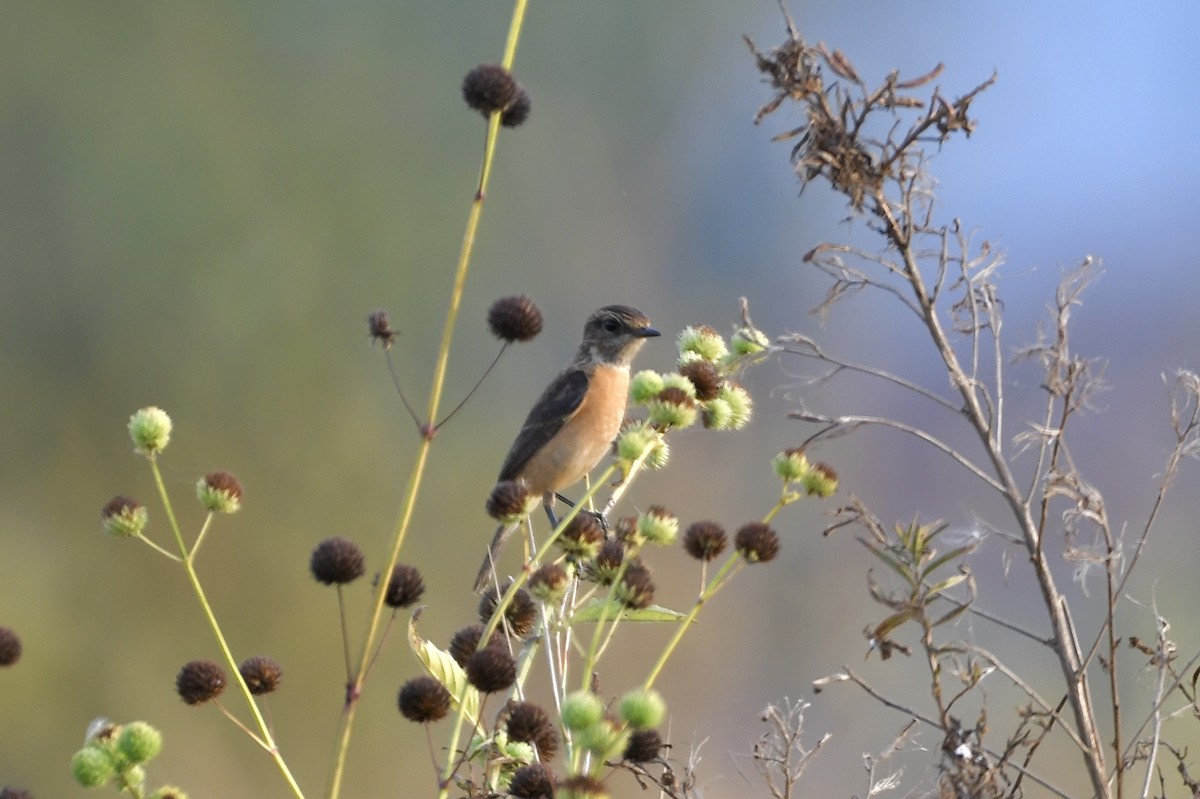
[408,613,480,723]
[569,600,686,624]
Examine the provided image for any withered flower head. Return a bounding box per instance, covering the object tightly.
[398,675,452,723]
[683,521,727,562]
[384,563,426,609]
[508,763,556,799]
[501,89,532,128]
[368,310,397,348]
[478,583,537,638]
[239,656,282,696]
[176,660,226,705]
[624,728,664,763]
[462,64,521,116]
[559,512,604,559]
[506,700,560,759]
[679,359,723,401]
[616,560,655,609]
[488,295,544,343]
[486,480,535,523]
[0,627,22,667]
[735,522,780,564]
[309,537,366,585]
[465,646,516,694]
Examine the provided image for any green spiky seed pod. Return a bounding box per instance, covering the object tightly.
[128,407,172,456]
[196,470,242,514]
[647,387,698,429]
[70,746,116,788]
[560,690,604,731]
[629,369,665,405]
[719,384,753,429]
[101,495,148,538]
[772,448,810,483]
[637,506,678,546]
[677,325,728,363]
[116,721,162,765]
[618,688,666,729]
[802,462,839,497]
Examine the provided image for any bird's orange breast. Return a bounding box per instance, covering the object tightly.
[517,363,629,497]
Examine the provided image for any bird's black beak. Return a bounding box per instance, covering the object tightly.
[634,326,661,338]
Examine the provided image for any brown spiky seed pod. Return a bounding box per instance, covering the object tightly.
[367,310,397,347]
[680,359,723,401]
[486,480,533,522]
[176,660,227,705]
[309,537,366,585]
[465,646,517,694]
[398,675,452,723]
[506,700,560,759]
[239,656,283,696]
[462,64,520,116]
[501,88,532,128]
[478,583,538,638]
[0,627,21,666]
[508,763,557,799]
[616,560,655,609]
[683,521,727,562]
[624,728,664,763]
[384,563,426,608]
[735,522,780,563]
[488,295,544,343]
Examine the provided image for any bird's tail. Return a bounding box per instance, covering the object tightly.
[473,522,516,593]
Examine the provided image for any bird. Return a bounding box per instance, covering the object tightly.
[474,304,660,592]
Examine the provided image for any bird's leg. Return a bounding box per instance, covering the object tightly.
[551,492,609,534]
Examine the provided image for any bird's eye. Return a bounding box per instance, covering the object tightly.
[602,317,621,333]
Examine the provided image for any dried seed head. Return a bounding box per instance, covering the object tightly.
[367,310,397,348]
[384,564,426,609]
[309,537,366,585]
[559,512,604,559]
[462,64,520,116]
[501,89,532,128]
[0,627,22,667]
[465,646,516,694]
[616,561,656,609]
[528,562,568,602]
[683,521,727,562]
[735,522,780,564]
[398,675,452,723]
[175,660,226,705]
[239,656,283,696]
[488,295,544,343]
[479,583,537,638]
[624,728,664,763]
[679,359,723,401]
[486,480,536,523]
[508,763,556,799]
[506,700,560,759]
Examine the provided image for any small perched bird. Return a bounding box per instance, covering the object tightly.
[474,305,660,592]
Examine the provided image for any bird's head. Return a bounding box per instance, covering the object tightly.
[580,305,660,366]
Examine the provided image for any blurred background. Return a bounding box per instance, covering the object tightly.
[3,1,1199,796]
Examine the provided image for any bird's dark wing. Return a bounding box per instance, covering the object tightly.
[497,367,590,482]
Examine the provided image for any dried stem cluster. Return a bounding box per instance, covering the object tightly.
[750,6,1200,797]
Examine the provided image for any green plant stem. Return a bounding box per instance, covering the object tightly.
[642,553,743,692]
[147,458,305,799]
[327,5,529,797]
